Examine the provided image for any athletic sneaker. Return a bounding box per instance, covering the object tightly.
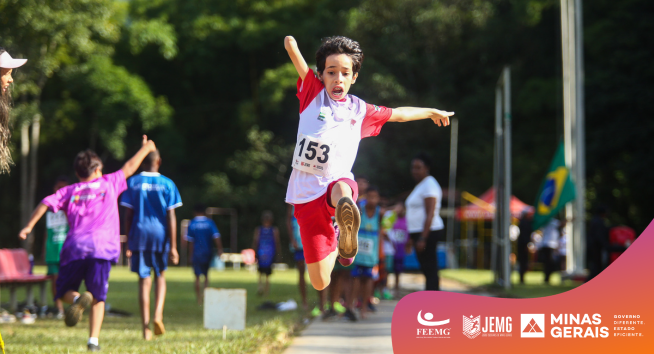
[368,303,377,312]
[87,343,100,352]
[321,308,337,321]
[311,306,322,317]
[343,308,358,322]
[333,302,346,314]
[335,196,360,259]
[65,292,93,327]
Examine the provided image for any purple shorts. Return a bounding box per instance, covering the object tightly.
[56,258,111,302]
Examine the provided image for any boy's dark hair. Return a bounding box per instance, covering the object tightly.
[413,152,432,170]
[366,185,379,194]
[55,175,70,185]
[194,203,207,214]
[316,36,364,74]
[73,149,103,178]
[262,210,274,222]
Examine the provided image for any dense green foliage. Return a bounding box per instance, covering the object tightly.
[0,0,652,256]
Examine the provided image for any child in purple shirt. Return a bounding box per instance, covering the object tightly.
[19,135,156,352]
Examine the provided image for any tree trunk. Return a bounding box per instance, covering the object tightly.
[26,115,41,254]
[20,121,30,250]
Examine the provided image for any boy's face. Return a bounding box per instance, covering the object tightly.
[356,178,369,195]
[366,191,380,207]
[319,54,358,101]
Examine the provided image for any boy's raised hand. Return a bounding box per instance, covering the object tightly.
[429,109,454,127]
[284,36,309,80]
[142,134,156,152]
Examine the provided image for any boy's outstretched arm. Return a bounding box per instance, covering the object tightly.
[121,135,156,178]
[389,107,454,126]
[284,36,309,80]
[18,203,49,239]
[214,238,223,257]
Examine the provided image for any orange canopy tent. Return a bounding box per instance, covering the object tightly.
[457,188,533,221]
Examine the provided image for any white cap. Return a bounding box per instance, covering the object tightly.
[0,51,27,69]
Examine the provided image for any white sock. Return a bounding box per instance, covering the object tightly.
[88,337,99,346]
[73,295,80,303]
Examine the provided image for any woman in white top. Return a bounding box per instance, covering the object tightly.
[405,153,444,290]
[0,47,27,174]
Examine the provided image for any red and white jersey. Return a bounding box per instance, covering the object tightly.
[285,69,392,204]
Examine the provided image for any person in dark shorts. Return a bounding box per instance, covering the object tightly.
[19,135,157,352]
[186,204,223,305]
[120,149,182,340]
[253,211,280,296]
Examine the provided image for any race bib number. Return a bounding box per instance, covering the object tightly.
[292,134,333,176]
[359,238,374,256]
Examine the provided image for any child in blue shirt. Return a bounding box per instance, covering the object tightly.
[348,186,381,320]
[186,204,223,305]
[252,211,281,296]
[120,150,182,340]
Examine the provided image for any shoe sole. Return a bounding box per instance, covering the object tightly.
[64,292,93,327]
[154,320,165,335]
[335,197,360,259]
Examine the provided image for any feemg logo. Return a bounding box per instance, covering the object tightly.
[416,310,451,339]
[521,314,545,338]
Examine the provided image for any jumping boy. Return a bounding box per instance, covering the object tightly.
[252,211,281,296]
[186,204,223,305]
[283,35,453,290]
[348,186,381,320]
[43,175,70,319]
[19,135,157,352]
[120,149,182,340]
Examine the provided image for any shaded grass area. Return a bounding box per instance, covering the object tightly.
[440,269,584,298]
[1,266,315,353]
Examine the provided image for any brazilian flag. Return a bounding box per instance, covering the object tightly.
[533,142,576,230]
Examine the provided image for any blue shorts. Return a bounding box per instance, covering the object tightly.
[351,265,373,278]
[193,258,211,276]
[294,250,305,262]
[57,259,111,302]
[131,251,168,278]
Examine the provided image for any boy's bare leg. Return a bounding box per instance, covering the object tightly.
[89,300,104,339]
[307,249,338,290]
[194,276,202,305]
[349,277,360,311]
[297,261,308,309]
[204,273,209,291]
[153,272,166,336]
[61,290,79,304]
[395,273,401,298]
[139,277,153,340]
[264,275,270,296]
[330,181,353,209]
[360,277,372,319]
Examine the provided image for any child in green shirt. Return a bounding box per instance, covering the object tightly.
[43,176,70,318]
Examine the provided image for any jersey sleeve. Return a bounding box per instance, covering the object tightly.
[166,182,183,210]
[296,69,324,113]
[211,221,221,239]
[185,222,195,242]
[119,184,134,209]
[107,170,128,194]
[41,186,71,214]
[361,103,393,138]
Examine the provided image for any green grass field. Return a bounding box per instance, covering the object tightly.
[1,266,317,354]
[440,269,584,298]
